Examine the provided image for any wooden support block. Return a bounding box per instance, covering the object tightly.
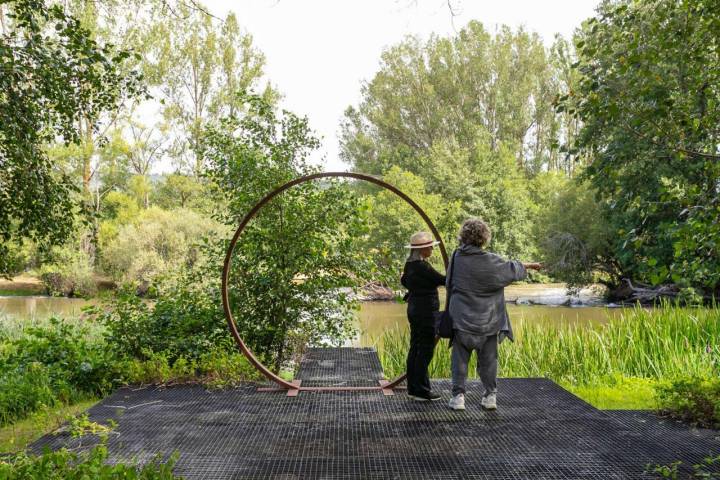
[378,380,395,396]
[286,380,302,397]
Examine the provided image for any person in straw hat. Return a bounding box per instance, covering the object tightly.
[400,231,445,401]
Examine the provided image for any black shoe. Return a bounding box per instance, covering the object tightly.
[412,391,442,402]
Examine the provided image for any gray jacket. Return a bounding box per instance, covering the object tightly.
[447,244,527,342]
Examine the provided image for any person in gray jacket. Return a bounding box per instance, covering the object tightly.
[447,218,542,411]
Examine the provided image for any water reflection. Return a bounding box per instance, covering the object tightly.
[355,301,623,347]
[0,293,623,349]
[0,296,93,321]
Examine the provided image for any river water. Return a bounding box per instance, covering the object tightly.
[0,284,622,346]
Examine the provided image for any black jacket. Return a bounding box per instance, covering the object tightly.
[401,260,446,317]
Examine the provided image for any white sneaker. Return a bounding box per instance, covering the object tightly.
[481,392,497,410]
[448,394,465,410]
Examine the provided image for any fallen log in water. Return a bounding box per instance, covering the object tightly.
[608,278,679,304]
[359,281,396,301]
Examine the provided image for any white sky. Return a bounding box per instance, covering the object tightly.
[179,0,602,171]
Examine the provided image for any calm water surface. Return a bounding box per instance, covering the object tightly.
[0,296,94,321]
[1,285,623,347]
[355,301,623,346]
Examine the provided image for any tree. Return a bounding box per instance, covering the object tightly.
[535,177,616,288]
[340,21,579,269]
[153,173,204,209]
[0,0,143,276]
[340,21,574,175]
[562,0,720,296]
[360,166,461,286]
[200,93,370,370]
[146,6,274,175]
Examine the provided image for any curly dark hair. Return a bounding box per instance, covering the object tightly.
[458,218,492,248]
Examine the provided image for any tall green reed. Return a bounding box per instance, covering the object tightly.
[378,302,720,384]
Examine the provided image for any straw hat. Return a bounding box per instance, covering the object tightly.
[405,231,440,249]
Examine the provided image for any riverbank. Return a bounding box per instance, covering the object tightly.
[0,275,45,296]
[0,274,115,297]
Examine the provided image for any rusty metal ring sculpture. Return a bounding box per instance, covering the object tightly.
[221,172,448,394]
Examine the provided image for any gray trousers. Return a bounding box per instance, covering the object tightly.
[451,331,498,396]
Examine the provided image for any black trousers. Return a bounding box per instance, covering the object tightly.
[406,309,436,396]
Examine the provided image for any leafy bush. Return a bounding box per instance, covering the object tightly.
[96,279,229,362]
[0,363,58,427]
[656,377,720,429]
[38,247,96,298]
[0,444,180,479]
[119,348,260,388]
[94,279,260,385]
[97,191,141,252]
[7,320,117,394]
[646,455,720,479]
[0,240,35,277]
[0,319,117,426]
[101,207,219,289]
[0,313,259,427]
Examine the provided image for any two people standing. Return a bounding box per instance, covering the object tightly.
[401,218,542,410]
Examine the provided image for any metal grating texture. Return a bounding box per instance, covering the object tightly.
[29,377,719,479]
[294,347,385,387]
[603,410,720,469]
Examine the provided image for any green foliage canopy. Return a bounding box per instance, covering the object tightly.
[0,0,143,276]
[564,0,720,294]
[203,93,370,370]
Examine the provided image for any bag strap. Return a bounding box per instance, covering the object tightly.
[444,249,457,311]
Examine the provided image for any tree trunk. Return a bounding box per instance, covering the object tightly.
[82,117,94,194]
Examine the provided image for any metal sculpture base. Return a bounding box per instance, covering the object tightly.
[256,381,403,396]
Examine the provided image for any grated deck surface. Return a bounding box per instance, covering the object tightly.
[295,347,385,387]
[29,348,720,479]
[603,410,720,468]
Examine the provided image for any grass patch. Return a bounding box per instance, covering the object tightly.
[0,398,97,453]
[0,289,38,296]
[377,303,719,410]
[562,377,658,410]
[0,276,45,296]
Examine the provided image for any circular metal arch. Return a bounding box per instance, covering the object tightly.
[221,172,448,392]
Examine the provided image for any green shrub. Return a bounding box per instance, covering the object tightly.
[7,319,117,394]
[0,240,36,276]
[101,207,219,288]
[646,455,720,479]
[38,247,96,298]
[0,363,58,426]
[118,348,260,388]
[96,281,230,362]
[0,319,118,426]
[655,377,720,429]
[0,444,180,479]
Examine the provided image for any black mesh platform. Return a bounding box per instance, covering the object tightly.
[604,410,720,468]
[295,347,385,387]
[28,349,720,479]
